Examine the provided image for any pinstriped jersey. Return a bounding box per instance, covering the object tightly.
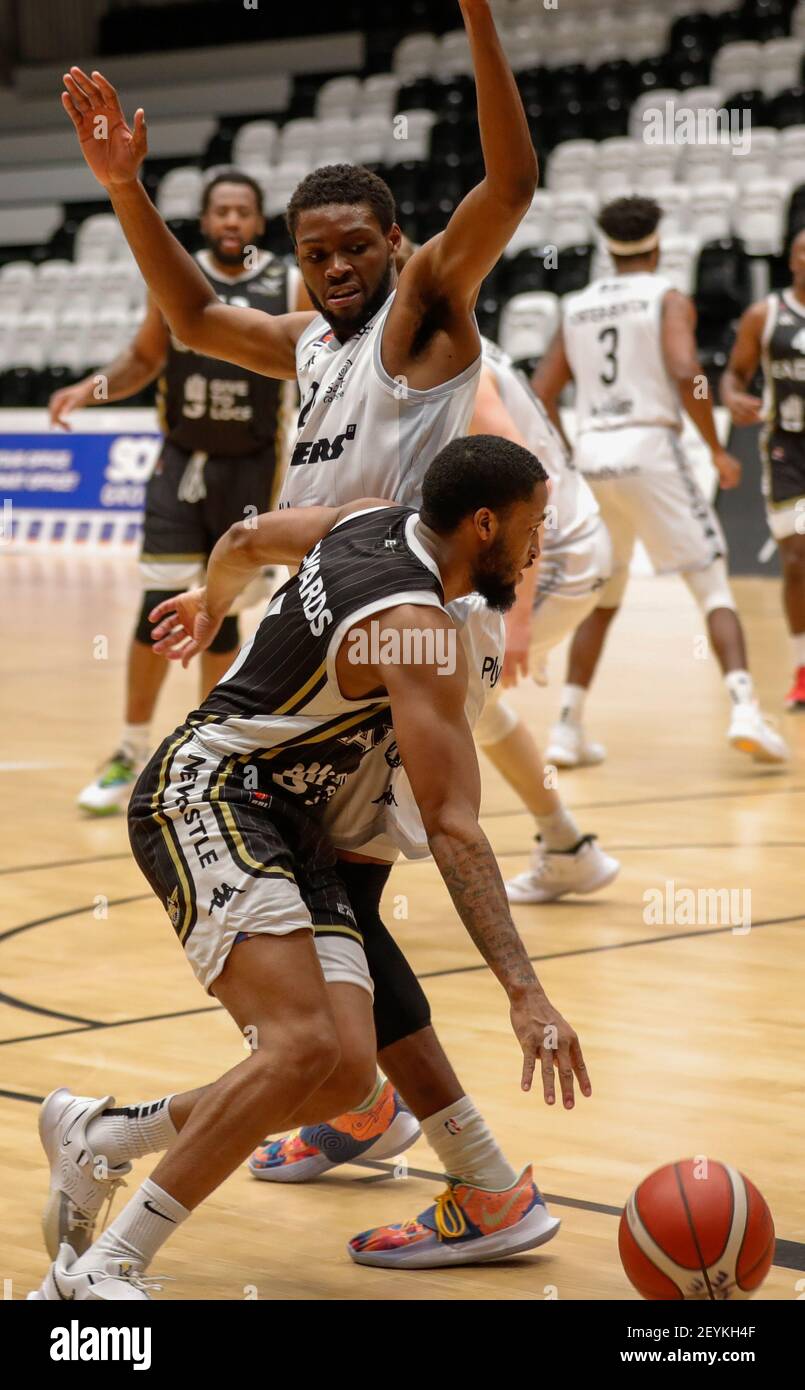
[278,289,482,509]
[161,506,446,812]
[761,289,805,435]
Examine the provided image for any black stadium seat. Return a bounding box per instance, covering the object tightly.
[739,0,791,41]
[553,245,594,298]
[695,238,753,322]
[669,12,717,57]
[767,85,805,128]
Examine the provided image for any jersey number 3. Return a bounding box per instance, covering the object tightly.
[598,326,619,386]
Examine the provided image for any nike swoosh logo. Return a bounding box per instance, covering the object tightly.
[144,1199,176,1223]
[61,1108,88,1149]
[477,1186,530,1233]
[52,1272,75,1301]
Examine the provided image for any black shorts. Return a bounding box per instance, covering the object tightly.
[764,430,805,505]
[127,726,369,995]
[139,440,275,588]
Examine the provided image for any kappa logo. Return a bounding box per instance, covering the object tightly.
[166,886,181,927]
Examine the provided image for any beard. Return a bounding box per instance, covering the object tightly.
[470,536,521,613]
[305,259,395,341]
[207,235,246,267]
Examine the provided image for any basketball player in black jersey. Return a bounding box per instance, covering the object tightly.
[721,228,805,709]
[58,170,307,814]
[30,438,591,1302]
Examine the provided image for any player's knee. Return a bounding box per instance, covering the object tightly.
[134,590,182,646]
[258,1016,341,1099]
[475,697,519,747]
[208,614,240,654]
[682,559,736,616]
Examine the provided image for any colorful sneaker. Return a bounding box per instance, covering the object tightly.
[248,1080,421,1183]
[348,1164,559,1268]
[785,666,805,710]
[506,834,620,905]
[77,750,143,816]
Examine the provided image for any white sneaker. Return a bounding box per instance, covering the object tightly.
[544,721,606,769]
[77,749,143,816]
[506,835,621,905]
[27,1243,156,1301]
[728,703,789,764]
[39,1087,131,1259]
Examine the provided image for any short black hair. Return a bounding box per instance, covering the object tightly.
[598,196,662,254]
[202,168,264,215]
[420,435,548,534]
[285,163,396,240]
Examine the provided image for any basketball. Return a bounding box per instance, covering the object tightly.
[619,1158,775,1300]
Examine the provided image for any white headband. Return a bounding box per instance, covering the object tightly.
[606,231,660,256]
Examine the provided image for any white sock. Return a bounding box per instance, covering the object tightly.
[87,1096,177,1166]
[536,806,581,852]
[422,1096,517,1190]
[792,633,805,667]
[725,669,755,707]
[70,1178,189,1276]
[557,683,587,725]
[119,722,151,764]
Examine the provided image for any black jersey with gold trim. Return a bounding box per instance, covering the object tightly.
[132,505,446,820]
[157,249,291,457]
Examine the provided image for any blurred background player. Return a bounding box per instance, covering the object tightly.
[721,229,805,710]
[59,169,306,814]
[533,196,788,768]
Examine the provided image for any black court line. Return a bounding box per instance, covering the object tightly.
[0,993,97,1026]
[2,1093,801,1274]
[0,894,151,947]
[0,852,131,878]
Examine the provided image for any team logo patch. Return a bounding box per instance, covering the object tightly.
[166,886,181,927]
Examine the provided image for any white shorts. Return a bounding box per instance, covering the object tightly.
[530,516,612,660]
[578,432,726,605]
[129,731,373,997]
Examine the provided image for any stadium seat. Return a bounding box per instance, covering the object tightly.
[157,167,204,220]
[767,85,805,128]
[505,191,554,259]
[628,89,680,143]
[362,74,401,120]
[315,77,363,121]
[353,114,387,167]
[762,38,803,99]
[74,214,128,265]
[439,30,474,78]
[633,142,679,188]
[504,246,554,297]
[262,162,310,218]
[552,191,598,250]
[554,243,594,296]
[659,232,702,294]
[387,110,437,165]
[499,290,561,365]
[687,181,738,242]
[695,237,752,319]
[779,124,805,184]
[232,122,280,169]
[0,261,36,284]
[653,184,692,236]
[392,34,440,80]
[712,42,762,97]
[546,139,596,192]
[730,126,780,184]
[733,178,790,255]
[679,141,734,185]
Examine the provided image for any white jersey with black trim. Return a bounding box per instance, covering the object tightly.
[481,337,598,545]
[563,272,682,441]
[278,289,482,510]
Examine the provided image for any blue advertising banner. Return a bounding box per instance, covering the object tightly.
[0,432,161,513]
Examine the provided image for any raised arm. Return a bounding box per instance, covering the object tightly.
[49,294,168,428]
[660,289,742,489]
[62,68,311,379]
[384,0,538,379]
[720,300,767,427]
[382,617,589,1106]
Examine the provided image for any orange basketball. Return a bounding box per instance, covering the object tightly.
[619,1158,775,1300]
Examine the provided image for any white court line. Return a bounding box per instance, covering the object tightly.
[0,762,70,772]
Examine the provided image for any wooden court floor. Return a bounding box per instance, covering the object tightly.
[1,552,803,1301]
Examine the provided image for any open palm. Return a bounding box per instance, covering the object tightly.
[62,67,147,188]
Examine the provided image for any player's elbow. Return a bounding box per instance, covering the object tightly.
[491,160,539,214]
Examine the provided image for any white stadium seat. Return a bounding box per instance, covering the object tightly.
[262,162,310,218]
[633,142,679,188]
[687,182,738,243]
[232,121,279,169]
[760,38,803,99]
[679,141,733,185]
[439,30,474,78]
[47,322,89,373]
[392,34,440,80]
[385,109,436,165]
[316,76,362,121]
[552,190,598,249]
[733,179,790,256]
[74,214,128,265]
[157,166,204,220]
[629,90,680,143]
[659,233,701,295]
[353,114,387,166]
[0,260,36,283]
[362,74,401,120]
[712,42,762,98]
[499,291,561,362]
[779,125,805,187]
[652,184,691,237]
[278,118,320,164]
[505,192,554,258]
[547,140,597,192]
[730,127,779,185]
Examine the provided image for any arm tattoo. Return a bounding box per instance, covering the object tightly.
[431,828,538,992]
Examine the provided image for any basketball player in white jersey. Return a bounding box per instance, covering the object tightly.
[721,227,805,709]
[31,442,591,1299]
[533,197,787,766]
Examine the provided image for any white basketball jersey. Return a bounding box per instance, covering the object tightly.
[481,337,598,545]
[563,273,682,436]
[278,290,482,510]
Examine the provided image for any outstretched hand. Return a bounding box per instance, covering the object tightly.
[149,588,223,666]
[510,987,592,1108]
[62,67,147,188]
